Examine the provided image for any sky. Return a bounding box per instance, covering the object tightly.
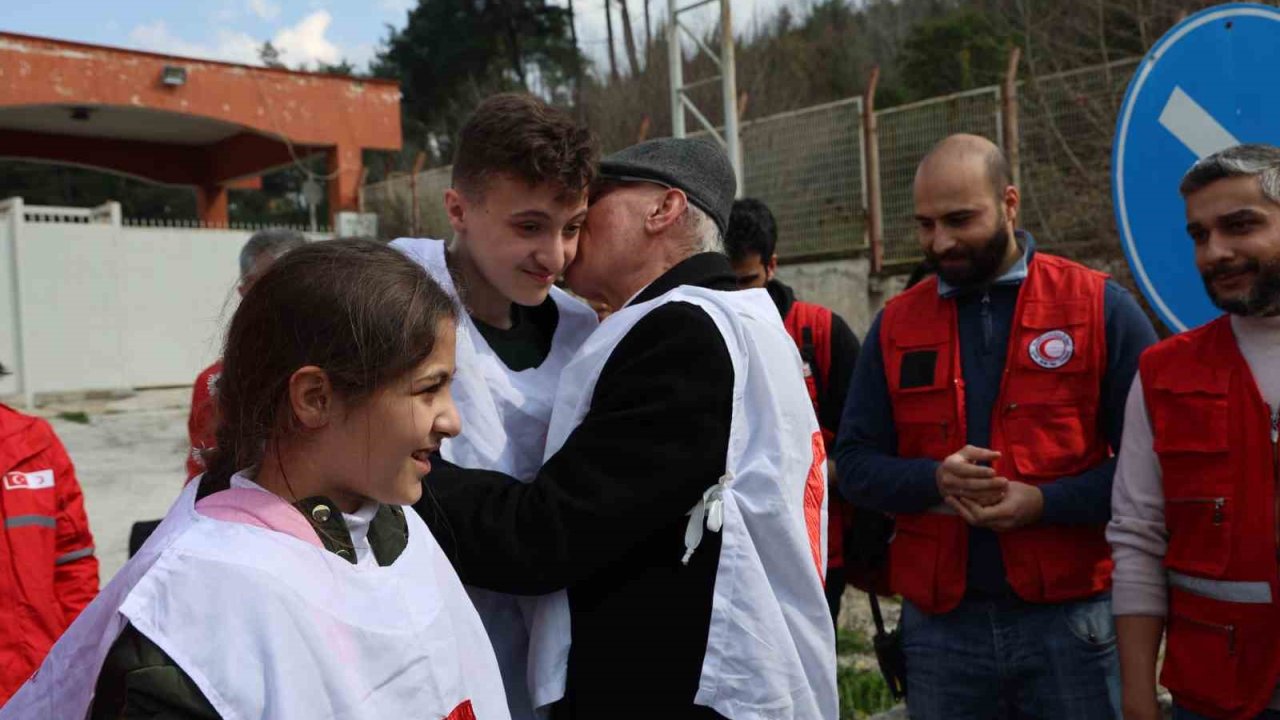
[3,0,795,76]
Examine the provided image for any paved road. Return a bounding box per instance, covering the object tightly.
[46,392,190,582]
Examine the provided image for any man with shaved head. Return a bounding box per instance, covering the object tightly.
[835,134,1157,718]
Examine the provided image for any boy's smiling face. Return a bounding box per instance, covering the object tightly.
[447,173,588,308]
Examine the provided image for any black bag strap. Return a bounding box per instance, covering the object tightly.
[868,589,887,636]
[800,326,825,402]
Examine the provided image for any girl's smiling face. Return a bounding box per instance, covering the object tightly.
[321,319,462,510]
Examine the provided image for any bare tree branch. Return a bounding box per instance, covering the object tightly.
[618,0,643,75]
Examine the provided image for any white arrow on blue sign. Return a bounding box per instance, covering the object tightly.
[1113,2,1280,333]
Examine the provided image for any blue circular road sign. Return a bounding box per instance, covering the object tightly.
[1113,2,1280,332]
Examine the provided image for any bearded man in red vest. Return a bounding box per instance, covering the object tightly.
[835,133,1157,719]
[1110,143,1280,720]
[725,197,863,627]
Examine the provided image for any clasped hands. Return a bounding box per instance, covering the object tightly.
[935,445,1043,531]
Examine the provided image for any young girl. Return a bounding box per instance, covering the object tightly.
[393,93,598,720]
[2,239,509,720]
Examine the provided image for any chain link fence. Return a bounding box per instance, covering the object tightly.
[1019,58,1141,251]
[361,175,411,240]
[876,87,1003,264]
[364,166,453,241]
[736,97,866,258]
[363,58,1141,269]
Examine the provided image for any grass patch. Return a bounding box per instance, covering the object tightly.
[837,627,872,656]
[56,411,90,424]
[838,665,897,718]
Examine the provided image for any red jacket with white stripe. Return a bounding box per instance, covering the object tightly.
[0,403,98,703]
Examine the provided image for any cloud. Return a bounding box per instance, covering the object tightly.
[272,11,341,67]
[248,0,281,21]
[127,10,356,70]
[212,0,241,24]
[128,20,260,65]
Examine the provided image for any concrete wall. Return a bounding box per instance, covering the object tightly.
[0,202,334,402]
[2,218,241,399]
[116,227,245,386]
[0,206,18,398]
[774,255,912,339]
[21,222,133,393]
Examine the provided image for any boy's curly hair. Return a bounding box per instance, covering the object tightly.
[452,93,599,202]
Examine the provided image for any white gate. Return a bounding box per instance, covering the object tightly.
[0,198,325,405]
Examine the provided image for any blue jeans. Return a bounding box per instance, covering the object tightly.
[1174,706,1280,720]
[901,594,1120,720]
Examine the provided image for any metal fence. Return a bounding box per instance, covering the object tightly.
[877,87,1003,263]
[363,166,452,241]
[0,198,337,404]
[363,57,1142,268]
[1018,58,1141,251]
[736,97,866,258]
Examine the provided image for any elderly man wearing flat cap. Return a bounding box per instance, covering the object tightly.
[416,138,837,720]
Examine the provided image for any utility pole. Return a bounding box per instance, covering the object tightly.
[666,0,741,194]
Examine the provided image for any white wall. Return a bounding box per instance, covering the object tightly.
[0,201,321,401]
[0,204,19,398]
[22,222,132,393]
[116,227,242,387]
[773,256,913,339]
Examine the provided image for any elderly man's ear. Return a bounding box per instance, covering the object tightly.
[645,189,689,235]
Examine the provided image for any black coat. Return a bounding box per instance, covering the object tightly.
[416,253,740,719]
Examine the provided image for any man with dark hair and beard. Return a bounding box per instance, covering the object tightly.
[835,133,1157,719]
[1110,143,1280,720]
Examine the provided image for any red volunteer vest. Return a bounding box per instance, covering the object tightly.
[1142,315,1280,720]
[783,301,836,450]
[880,253,1112,614]
[783,300,850,570]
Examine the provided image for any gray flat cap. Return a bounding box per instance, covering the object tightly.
[598,138,737,235]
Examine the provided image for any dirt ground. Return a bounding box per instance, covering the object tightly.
[38,388,192,582]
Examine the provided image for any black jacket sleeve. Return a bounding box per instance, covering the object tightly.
[90,623,220,720]
[416,301,735,595]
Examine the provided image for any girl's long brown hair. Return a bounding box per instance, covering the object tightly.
[203,238,456,486]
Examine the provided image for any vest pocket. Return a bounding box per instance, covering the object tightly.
[889,514,966,612]
[1003,403,1094,480]
[1165,496,1232,578]
[1160,591,1243,714]
[891,388,955,460]
[1150,381,1233,577]
[1151,389,1230,455]
[1014,301,1091,379]
[888,516,940,610]
[1005,524,1111,603]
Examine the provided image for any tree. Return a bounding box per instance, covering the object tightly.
[604,0,620,82]
[372,0,581,163]
[617,0,643,76]
[567,0,585,110]
[644,0,652,53]
[900,9,1008,99]
[259,41,285,68]
[0,161,195,219]
[317,59,357,75]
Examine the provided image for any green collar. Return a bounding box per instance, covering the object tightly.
[196,474,408,566]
